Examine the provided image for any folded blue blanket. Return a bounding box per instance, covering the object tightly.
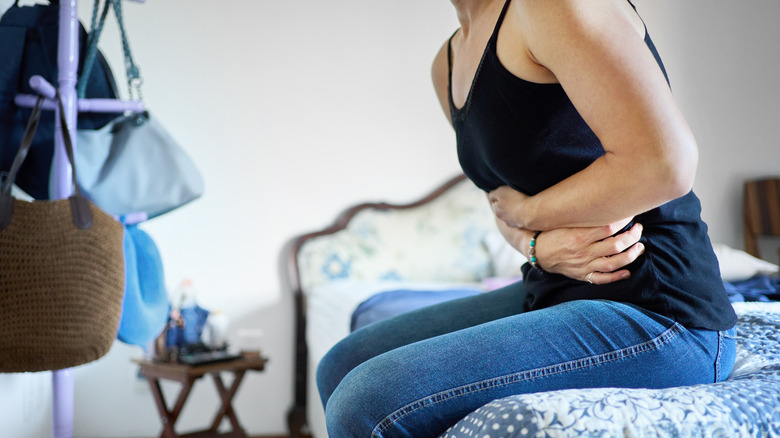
[351,288,482,332]
[725,274,780,302]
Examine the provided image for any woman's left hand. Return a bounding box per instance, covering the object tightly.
[488,186,528,228]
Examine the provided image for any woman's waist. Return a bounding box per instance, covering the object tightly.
[527,229,719,287]
[522,223,726,311]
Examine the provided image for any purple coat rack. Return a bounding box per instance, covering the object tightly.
[13,1,144,437]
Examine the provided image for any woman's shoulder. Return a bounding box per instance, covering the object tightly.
[503,0,647,81]
[509,0,644,39]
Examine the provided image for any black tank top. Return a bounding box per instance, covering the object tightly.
[449,0,736,330]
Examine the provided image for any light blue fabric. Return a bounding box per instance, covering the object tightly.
[317,283,735,438]
[117,225,169,346]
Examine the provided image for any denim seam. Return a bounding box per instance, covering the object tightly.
[715,330,723,382]
[371,322,685,438]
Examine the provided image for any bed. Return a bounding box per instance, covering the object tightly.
[281,174,780,438]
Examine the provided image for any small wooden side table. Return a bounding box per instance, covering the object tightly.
[136,356,267,438]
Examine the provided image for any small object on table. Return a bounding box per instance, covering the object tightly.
[135,355,267,438]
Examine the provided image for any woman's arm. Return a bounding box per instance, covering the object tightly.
[492,0,697,231]
[433,31,644,284]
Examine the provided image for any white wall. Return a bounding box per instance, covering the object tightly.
[1,1,779,437]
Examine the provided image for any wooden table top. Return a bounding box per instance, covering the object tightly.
[134,355,267,383]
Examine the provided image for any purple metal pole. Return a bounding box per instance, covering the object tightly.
[15,92,145,114]
[52,369,75,438]
[52,1,79,438]
[76,97,145,113]
[40,2,145,435]
[52,0,79,201]
[29,76,57,98]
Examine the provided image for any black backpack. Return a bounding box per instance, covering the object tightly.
[0,0,119,200]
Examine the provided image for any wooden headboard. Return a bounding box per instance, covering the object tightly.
[744,177,780,260]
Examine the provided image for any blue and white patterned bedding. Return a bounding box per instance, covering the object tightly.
[440,302,780,438]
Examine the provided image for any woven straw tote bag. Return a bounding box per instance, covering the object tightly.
[0,96,125,373]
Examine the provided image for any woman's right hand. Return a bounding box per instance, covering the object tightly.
[496,217,645,285]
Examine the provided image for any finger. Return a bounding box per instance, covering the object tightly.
[590,223,643,259]
[488,185,508,201]
[587,269,631,285]
[611,217,634,233]
[588,217,636,242]
[495,217,526,252]
[491,202,508,223]
[592,241,646,273]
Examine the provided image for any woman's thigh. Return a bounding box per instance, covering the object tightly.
[316,281,528,406]
[324,299,732,438]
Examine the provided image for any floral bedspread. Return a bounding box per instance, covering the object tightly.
[440,302,780,438]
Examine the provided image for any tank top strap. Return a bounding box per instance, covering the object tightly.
[488,0,513,46]
[446,29,458,79]
[448,0,511,82]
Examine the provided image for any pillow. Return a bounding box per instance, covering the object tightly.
[713,243,779,282]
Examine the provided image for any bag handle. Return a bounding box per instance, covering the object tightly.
[56,96,95,230]
[78,0,142,101]
[0,95,94,231]
[1,97,45,197]
[0,96,45,231]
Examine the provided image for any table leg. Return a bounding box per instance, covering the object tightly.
[209,371,247,436]
[147,377,195,438]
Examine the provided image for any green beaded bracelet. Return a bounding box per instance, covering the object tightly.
[529,230,542,270]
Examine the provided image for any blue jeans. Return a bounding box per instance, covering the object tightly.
[317,282,736,438]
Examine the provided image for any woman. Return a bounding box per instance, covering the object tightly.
[317,0,737,436]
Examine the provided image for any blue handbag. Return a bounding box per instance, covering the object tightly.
[76,111,204,218]
[74,0,204,218]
